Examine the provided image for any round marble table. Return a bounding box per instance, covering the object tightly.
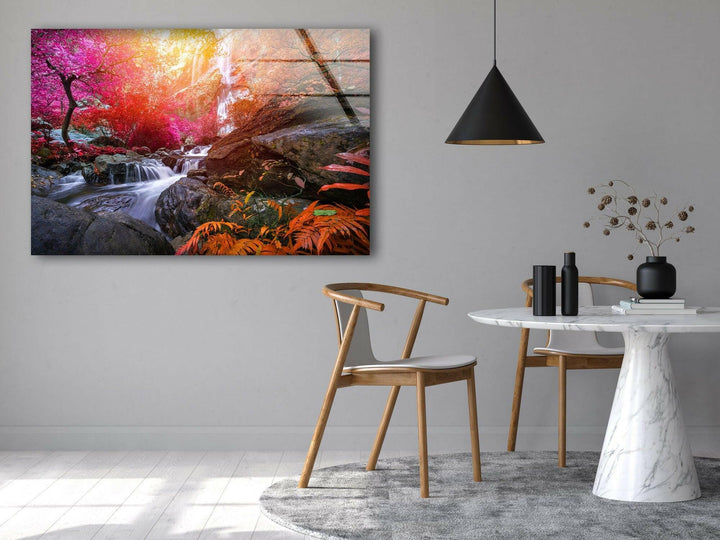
[468,306,720,503]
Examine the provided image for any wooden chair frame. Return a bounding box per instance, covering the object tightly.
[509,276,636,467]
[298,283,481,498]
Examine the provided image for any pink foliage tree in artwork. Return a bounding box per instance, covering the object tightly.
[32,29,220,151]
[31,29,136,148]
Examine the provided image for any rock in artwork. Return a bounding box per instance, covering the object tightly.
[31,29,370,255]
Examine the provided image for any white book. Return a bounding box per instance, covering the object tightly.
[612,305,697,315]
[633,298,685,304]
[619,300,685,310]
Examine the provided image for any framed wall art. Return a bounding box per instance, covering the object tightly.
[31,28,370,255]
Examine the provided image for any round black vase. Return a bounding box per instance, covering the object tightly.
[636,256,676,299]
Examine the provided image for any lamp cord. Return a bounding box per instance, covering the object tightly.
[493,0,497,65]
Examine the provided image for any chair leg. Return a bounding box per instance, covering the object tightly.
[558,355,567,468]
[367,386,400,471]
[466,368,482,482]
[299,303,360,489]
[508,353,527,451]
[298,379,340,488]
[416,372,429,498]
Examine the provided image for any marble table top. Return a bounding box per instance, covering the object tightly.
[468,306,720,333]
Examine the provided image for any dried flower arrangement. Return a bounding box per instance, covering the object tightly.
[584,180,695,260]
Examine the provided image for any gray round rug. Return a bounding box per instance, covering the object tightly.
[260,451,720,539]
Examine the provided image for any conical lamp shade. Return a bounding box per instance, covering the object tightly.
[446,65,544,145]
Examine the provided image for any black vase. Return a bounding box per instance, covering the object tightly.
[533,265,556,316]
[561,252,579,316]
[636,256,676,299]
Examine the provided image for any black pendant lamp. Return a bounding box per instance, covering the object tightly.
[445,0,544,145]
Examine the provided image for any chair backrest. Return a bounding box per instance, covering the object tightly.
[521,276,636,352]
[332,290,377,367]
[323,282,449,368]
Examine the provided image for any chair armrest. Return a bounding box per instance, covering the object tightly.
[325,282,449,306]
[322,286,385,311]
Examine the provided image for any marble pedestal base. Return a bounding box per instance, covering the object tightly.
[593,331,700,502]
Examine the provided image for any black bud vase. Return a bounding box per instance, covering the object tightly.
[636,256,676,299]
[561,252,579,315]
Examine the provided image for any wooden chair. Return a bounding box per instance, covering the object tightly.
[298,283,482,498]
[508,276,636,467]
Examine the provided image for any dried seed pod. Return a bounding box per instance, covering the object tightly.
[603,228,610,236]
[627,223,635,230]
[678,211,688,221]
[685,226,695,233]
[689,205,694,212]
[627,254,634,260]
[583,222,591,228]
[587,187,596,194]
[627,196,638,204]
[628,206,638,215]
[664,221,674,228]
[641,198,651,207]
[646,220,657,230]
[610,217,619,225]
[660,197,668,205]
[601,195,613,205]
[608,180,614,186]
[598,203,605,211]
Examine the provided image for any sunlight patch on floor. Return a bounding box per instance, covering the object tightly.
[0,451,317,538]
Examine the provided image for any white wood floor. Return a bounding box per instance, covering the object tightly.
[3,448,718,539]
[0,449,385,539]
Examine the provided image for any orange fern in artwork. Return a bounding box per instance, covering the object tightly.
[334,152,370,166]
[318,182,369,193]
[212,181,236,198]
[318,164,369,176]
[175,221,247,255]
[286,201,369,255]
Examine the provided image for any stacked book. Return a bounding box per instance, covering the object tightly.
[612,298,697,315]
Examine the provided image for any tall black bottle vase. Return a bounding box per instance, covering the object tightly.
[561,252,578,316]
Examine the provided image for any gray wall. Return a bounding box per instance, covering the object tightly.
[2,0,719,452]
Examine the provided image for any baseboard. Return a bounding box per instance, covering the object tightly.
[0,425,718,454]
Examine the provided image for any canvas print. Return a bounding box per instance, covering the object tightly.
[31,29,370,255]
